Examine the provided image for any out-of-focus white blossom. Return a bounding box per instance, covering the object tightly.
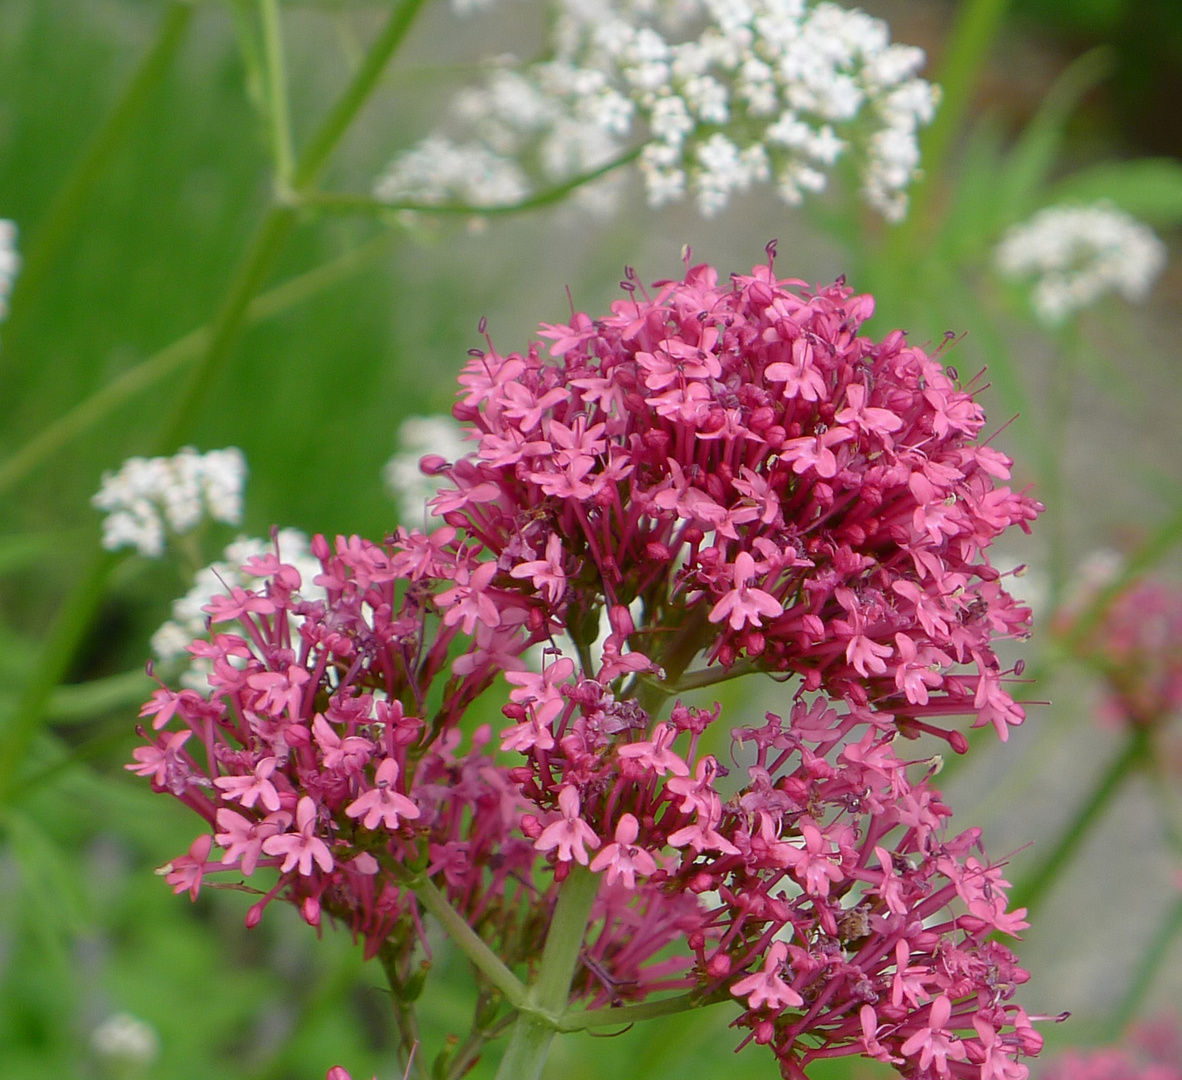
[91,1012,160,1068]
[375,0,938,220]
[0,219,19,321]
[152,529,323,691]
[996,201,1168,325]
[92,447,247,557]
[384,415,468,523]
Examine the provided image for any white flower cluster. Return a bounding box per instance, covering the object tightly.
[383,414,469,523]
[152,529,323,691]
[91,1013,160,1068]
[995,201,1168,325]
[92,447,247,558]
[375,0,939,220]
[0,219,19,321]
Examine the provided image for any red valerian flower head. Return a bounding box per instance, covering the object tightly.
[133,251,1046,1080]
[437,252,1042,750]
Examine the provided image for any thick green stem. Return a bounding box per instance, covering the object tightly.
[377,942,431,1080]
[300,146,643,216]
[8,2,192,313]
[156,204,297,449]
[293,0,430,191]
[410,875,528,1007]
[1059,500,1182,653]
[494,866,600,1080]
[1009,728,1148,913]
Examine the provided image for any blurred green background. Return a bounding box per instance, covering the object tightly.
[1,1,1180,1078]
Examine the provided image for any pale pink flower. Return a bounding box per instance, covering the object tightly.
[534,786,601,865]
[346,758,420,831]
[262,796,334,876]
[589,813,657,888]
[729,941,803,1012]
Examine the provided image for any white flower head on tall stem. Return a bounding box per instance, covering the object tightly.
[375,0,939,220]
[996,201,1168,325]
[92,446,247,557]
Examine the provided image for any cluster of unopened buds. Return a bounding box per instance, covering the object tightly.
[134,248,1047,1079]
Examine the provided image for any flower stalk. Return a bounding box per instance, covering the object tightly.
[1009,727,1149,913]
[494,866,600,1080]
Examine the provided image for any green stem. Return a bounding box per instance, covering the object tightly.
[159,0,431,449]
[0,550,120,805]
[259,0,296,191]
[1009,728,1149,914]
[377,942,431,1080]
[1059,499,1182,653]
[409,875,528,1007]
[494,866,600,1080]
[1106,894,1182,1038]
[556,989,728,1032]
[156,204,298,449]
[300,146,644,217]
[904,0,1011,236]
[293,0,431,191]
[7,2,192,313]
[0,229,399,496]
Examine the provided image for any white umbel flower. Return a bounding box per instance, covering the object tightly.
[996,201,1168,325]
[375,0,938,220]
[384,414,469,524]
[0,219,19,321]
[92,447,247,557]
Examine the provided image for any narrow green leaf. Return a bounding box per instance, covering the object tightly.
[997,47,1114,222]
[1047,157,1182,224]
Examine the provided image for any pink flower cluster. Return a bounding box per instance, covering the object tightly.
[442,247,1041,747]
[132,253,1045,1080]
[1057,577,1182,729]
[1041,1016,1182,1080]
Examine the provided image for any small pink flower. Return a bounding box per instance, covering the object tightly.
[215,808,289,876]
[509,532,568,606]
[214,756,282,812]
[345,759,420,831]
[730,941,803,1012]
[534,786,601,865]
[262,796,334,876]
[160,833,214,901]
[900,995,968,1076]
[617,722,689,777]
[590,814,657,888]
[708,551,783,631]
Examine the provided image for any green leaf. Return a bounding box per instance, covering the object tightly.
[996,47,1114,223]
[1046,158,1182,224]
